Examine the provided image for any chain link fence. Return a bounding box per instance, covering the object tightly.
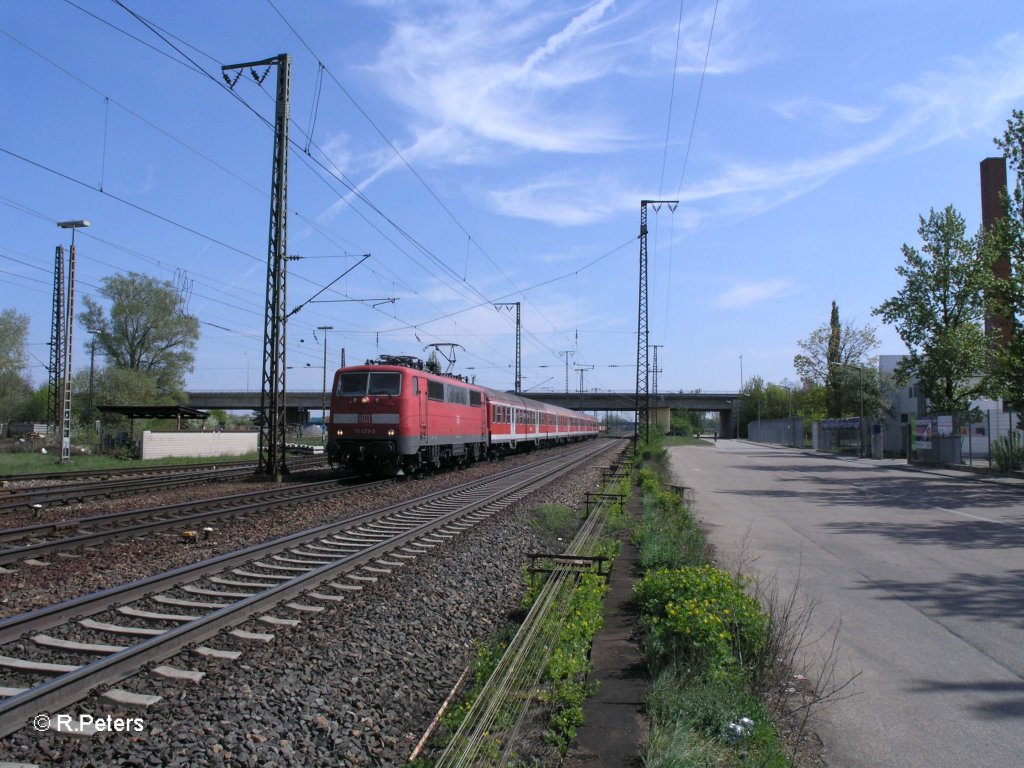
[912,410,1021,470]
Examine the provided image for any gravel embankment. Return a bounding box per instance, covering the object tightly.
[1,453,564,619]
[0,444,623,767]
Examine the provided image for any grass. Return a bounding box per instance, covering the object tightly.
[645,670,789,768]
[663,434,716,448]
[527,503,580,546]
[631,438,796,767]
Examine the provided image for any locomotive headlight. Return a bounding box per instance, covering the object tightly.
[387,429,396,436]
[361,396,370,404]
[336,429,344,436]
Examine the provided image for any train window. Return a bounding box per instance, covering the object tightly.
[428,380,445,401]
[368,372,401,396]
[470,391,481,407]
[339,372,368,396]
[446,385,469,405]
[413,377,420,395]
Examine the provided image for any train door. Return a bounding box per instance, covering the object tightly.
[414,376,427,438]
[510,406,517,448]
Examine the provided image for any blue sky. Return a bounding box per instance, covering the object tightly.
[3,0,1024,398]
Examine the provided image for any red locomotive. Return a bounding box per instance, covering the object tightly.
[326,356,601,475]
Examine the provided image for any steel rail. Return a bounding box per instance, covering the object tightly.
[0,439,614,739]
[0,454,327,484]
[0,478,383,565]
[0,459,258,484]
[0,457,327,514]
[430,446,627,766]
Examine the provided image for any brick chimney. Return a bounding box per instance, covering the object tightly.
[980,157,1013,345]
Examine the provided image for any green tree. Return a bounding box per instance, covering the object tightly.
[424,351,442,375]
[826,301,842,418]
[79,273,199,399]
[793,303,879,418]
[0,308,34,427]
[987,110,1024,411]
[670,408,702,435]
[873,205,992,415]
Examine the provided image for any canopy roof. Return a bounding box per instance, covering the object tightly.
[97,405,210,420]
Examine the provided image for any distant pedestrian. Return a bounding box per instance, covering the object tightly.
[713,431,718,443]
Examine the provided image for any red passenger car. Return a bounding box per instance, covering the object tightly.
[326,358,599,475]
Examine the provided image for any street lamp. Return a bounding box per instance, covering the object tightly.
[56,219,90,463]
[317,325,333,442]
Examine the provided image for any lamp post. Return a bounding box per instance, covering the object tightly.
[317,325,333,442]
[56,219,90,463]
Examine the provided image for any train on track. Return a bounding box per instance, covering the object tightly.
[326,356,601,475]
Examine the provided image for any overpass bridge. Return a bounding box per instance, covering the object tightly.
[186,390,740,436]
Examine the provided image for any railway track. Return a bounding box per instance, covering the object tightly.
[0,456,327,515]
[0,451,326,485]
[0,439,615,739]
[0,458,259,485]
[0,476,380,566]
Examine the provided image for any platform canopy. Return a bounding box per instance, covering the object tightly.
[97,405,210,429]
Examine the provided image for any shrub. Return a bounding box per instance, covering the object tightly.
[633,484,705,570]
[634,566,769,674]
[541,571,607,752]
[992,429,1024,472]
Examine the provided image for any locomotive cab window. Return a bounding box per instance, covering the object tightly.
[339,371,401,396]
[368,372,401,396]
[338,372,368,397]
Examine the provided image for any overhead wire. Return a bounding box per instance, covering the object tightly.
[105,0,586,374]
[16,2,631,383]
[263,0,584,358]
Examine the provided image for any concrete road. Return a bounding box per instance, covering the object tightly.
[667,441,1024,768]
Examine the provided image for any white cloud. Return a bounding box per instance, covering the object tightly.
[712,279,797,309]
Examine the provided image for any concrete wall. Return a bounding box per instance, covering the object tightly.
[140,431,258,460]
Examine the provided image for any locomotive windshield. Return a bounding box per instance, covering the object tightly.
[338,371,401,397]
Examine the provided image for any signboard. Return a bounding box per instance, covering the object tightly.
[915,417,932,450]
[937,415,954,436]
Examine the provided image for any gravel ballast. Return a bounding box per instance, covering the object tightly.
[0,443,624,766]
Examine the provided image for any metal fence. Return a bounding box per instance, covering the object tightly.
[913,410,1020,469]
[747,418,803,447]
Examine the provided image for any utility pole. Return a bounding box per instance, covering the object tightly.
[636,200,677,446]
[317,325,333,442]
[575,365,594,394]
[224,53,291,480]
[47,245,65,444]
[649,344,663,395]
[495,302,521,393]
[559,350,575,393]
[87,329,99,427]
[56,220,89,463]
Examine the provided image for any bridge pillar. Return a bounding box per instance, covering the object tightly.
[652,407,671,435]
[719,408,735,439]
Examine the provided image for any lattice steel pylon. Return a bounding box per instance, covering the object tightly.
[224,53,291,479]
[47,246,65,443]
[60,242,77,463]
[635,200,676,446]
[495,302,521,392]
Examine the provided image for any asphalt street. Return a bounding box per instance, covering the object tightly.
[667,441,1024,768]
